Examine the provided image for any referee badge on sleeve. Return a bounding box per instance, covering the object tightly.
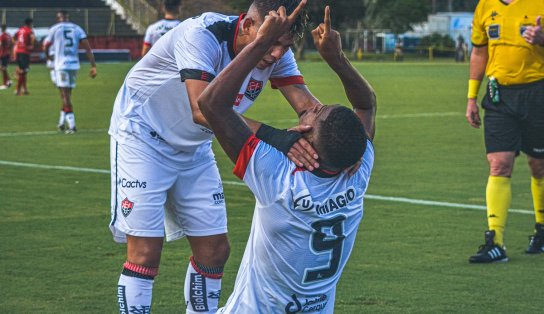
[488,24,500,39]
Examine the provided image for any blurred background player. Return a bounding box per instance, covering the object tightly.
[43,10,97,134]
[0,24,13,90]
[13,18,35,96]
[466,0,544,263]
[199,6,376,312]
[141,0,181,57]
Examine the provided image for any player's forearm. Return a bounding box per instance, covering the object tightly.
[326,53,376,112]
[469,46,487,81]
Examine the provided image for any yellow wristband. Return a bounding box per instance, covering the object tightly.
[468,79,481,99]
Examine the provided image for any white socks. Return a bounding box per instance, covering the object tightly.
[184,257,223,314]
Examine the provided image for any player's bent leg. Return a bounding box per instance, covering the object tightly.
[60,87,76,133]
[118,236,163,313]
[527,156,544,253]
[185,234,230,314]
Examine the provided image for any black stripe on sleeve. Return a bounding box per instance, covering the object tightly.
[180,69,216,82]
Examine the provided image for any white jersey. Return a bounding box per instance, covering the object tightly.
[109,13,304,153]
[220,136,375,314]
[143,18,181,47]
[44,22,87,70]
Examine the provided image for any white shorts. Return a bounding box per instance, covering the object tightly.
[49,69,56,85]
[55,69,77,88]
[109,131,227,243]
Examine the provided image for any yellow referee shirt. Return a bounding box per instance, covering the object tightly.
[472,0,544,85]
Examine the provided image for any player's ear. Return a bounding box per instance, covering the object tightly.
[241,17,256,35]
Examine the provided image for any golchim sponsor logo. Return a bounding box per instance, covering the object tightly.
[189,273,208,312]
[118,178,147,189]
[293,188,356,215]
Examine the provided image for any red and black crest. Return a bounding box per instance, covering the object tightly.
[244,78,264,101]
[121,197,134,217]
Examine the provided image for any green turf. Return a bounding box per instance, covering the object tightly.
[0,61,541,313]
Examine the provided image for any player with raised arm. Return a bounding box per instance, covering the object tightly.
[43,10,97,134]
[141,0,181,57]
[109,1,328,313]
[198,6,376,313]
[13,18,35,96]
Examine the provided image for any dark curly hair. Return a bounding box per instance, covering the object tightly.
[164,0,181,13]
[252,0,308,39]
[317,106,367,171]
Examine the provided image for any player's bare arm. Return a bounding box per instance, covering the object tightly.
[465,45,488,129]
[311,6,376,140]
[185,79,266,133]
[198,1,307,163]
[80,39,97,78]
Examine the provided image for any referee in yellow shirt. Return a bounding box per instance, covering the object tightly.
[466,0,544,263]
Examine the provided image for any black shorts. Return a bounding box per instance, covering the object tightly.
[16,53,30,72]
[483,79,544,158]
[0,56,8,68]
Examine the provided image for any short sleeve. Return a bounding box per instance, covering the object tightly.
[77,25,87,41]
[471,1,488,46]
[143,25,153,46]
[269,48,304,89]
[43,27,55,45]
[234,135,292,205]
[175,27,221,82]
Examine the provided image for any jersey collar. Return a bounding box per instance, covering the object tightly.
[229,13,245,59]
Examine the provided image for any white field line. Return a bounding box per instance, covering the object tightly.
[260,111,461,125]
[0,128,108,137]
[0,159,533,215]
[0,112,461,137]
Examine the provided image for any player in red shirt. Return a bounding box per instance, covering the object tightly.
[13,18,35,95]
[0,24,12,89]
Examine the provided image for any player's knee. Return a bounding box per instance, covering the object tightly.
[488,155,514,176]
[528,158,544,178]
[489,163,513,177]
[127,239,164,267]
[194,239,230,266]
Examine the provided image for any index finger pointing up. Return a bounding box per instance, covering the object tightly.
[287,0,307,24]
[324,5,331,35]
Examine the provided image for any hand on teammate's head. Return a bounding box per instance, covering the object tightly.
[255,0,306,46]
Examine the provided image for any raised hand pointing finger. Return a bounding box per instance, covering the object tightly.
[323,5,331,35]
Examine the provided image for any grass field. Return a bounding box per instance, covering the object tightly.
[0,61,542,313]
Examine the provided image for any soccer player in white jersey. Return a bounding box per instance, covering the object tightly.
[43,10,97,134]
[109,1,331,313]
[199,6,376,313]
[141,0,181,57]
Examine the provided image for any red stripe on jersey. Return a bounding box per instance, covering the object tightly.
[270,75,305,89]
[233,135,260,180]
[291,167,305,175]
[232,13,245,56]
[143,42,152,47]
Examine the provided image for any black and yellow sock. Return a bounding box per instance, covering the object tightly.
[486,176,511,246]
[531,176,544,225]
